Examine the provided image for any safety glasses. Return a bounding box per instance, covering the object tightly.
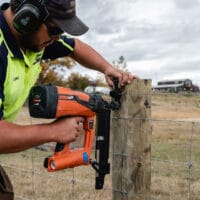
[45,21,64,37]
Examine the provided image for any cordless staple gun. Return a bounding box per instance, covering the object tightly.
[28,78,121,189]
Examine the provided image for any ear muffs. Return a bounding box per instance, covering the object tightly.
[13,0,49,34]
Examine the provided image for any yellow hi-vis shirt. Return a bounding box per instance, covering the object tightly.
[0,4,74,121]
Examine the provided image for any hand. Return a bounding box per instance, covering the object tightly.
[50,116,84,144]
[104,66,138,88]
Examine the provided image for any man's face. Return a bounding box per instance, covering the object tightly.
[18,32,42,52]
[18,22,63,52]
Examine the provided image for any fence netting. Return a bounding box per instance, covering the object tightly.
[1,98,200,200]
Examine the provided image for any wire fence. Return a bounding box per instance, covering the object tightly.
[151,119,200,200]
[1,92,200,200]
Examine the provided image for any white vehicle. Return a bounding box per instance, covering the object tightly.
[84,86,110,95]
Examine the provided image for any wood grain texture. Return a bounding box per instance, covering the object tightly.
[112,79,152,200]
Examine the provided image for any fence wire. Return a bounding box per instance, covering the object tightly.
[151,119,200,200]
[1,94,200,200]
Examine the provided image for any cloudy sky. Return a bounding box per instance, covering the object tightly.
[1,0,200,86]
[76,0,200,86]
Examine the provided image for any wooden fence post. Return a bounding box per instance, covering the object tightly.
[112,79,152,200]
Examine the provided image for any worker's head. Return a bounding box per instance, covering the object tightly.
[10,0,88,36]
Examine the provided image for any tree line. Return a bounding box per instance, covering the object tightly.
[37,56,127,91]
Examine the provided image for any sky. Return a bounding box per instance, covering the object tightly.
[76,0,200,86]
[1,0,200,86]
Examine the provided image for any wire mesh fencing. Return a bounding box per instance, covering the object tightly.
[1,109,113,200]
[1,147,113,200]
[1,92,200,200]
[151,119,200,200]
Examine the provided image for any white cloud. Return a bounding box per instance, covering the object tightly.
[77,0,200,86]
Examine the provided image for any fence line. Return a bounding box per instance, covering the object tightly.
[1,84,200,199]
[1,118,200,199]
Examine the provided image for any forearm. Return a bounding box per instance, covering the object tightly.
[71,38,137,87]
[71,38,112,74]
[0,116,84,154]
[0,120,54,153]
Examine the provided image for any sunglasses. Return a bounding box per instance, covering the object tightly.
[45,22,64,37]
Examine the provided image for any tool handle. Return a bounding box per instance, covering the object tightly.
[113,77,119,88]
[55,143,65,152]
[44,117,95,171]
[110,78,121,103]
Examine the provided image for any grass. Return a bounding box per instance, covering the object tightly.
[1,92,200,199]
[151,93,200,200]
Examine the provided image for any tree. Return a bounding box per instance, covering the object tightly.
[113,56,128,71]
[50,57,75,69]
[37,57,76,86]
[66,73,90,90]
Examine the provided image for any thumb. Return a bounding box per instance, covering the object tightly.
[105,75,114,88]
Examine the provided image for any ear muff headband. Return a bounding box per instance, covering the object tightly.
[13,0,49,34]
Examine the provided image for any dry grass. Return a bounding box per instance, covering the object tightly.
[1,92,200,199]
[151,93,200,200]
[152,93,200,120]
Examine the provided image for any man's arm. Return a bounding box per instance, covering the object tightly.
[0,117,83,153]
[70,38,137,87]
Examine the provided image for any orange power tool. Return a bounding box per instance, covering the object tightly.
[28,79,121,189]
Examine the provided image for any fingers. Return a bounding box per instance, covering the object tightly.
[107,72,138,88]
[105,66,139,88]
[76,122,83,132]
[75,117,84,132]
[75,116,84,123]
[105,75,114,88]
[121,72,139,86]
[52,116,85,144]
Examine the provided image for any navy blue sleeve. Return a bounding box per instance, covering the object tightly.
[0,42,8,119]
[42,36,75,60]
[0,86,4,119]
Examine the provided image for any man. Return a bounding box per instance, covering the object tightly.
[0,0,136,199]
